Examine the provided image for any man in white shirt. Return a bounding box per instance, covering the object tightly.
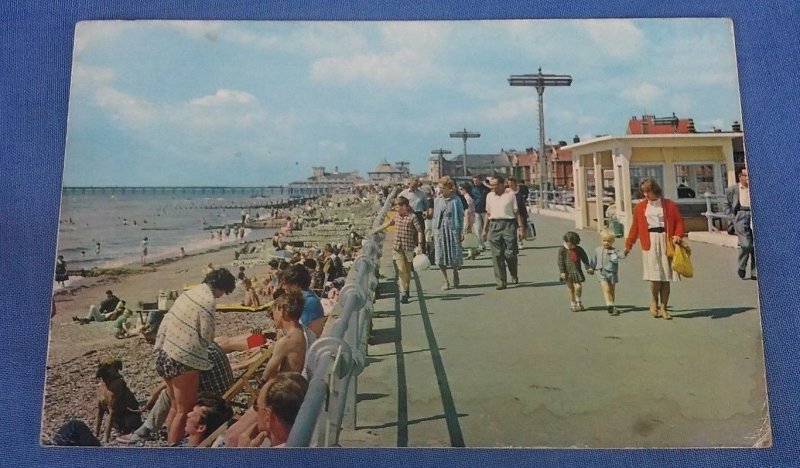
[724,168,755,279]
[482,176,525,289]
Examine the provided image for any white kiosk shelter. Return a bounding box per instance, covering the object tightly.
[562,133,742,233]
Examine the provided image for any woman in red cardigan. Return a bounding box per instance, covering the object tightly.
[623,178,685,320]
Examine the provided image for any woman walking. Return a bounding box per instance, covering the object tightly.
[623,178,685,320]
[54,255,69,287]
[153,267,236,445]
[432,176,465,290]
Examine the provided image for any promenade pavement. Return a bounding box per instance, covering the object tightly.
[337,215,769,448]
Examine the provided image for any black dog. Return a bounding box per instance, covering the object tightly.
[95,359,142,442]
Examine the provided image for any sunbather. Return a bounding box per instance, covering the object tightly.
[218,290,315,447]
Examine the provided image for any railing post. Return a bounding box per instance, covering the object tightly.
[704,192,713,232]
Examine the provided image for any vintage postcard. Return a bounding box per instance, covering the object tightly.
[43,19,769,448]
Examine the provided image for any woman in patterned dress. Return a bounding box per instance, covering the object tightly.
[432,176,465,290]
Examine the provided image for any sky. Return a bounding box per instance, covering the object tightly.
[62,19,742,186]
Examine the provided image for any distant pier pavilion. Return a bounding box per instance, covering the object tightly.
[62,185,330,197]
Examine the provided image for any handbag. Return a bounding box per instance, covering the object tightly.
[671,243,693,278]
[665,235,675,258]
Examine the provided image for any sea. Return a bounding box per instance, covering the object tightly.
[55,190,284,277]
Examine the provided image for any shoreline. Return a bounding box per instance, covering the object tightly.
[42,193,379,444]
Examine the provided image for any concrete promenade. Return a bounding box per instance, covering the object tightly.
[338,215,769,448]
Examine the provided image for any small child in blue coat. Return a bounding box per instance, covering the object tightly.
[589,229,625,316]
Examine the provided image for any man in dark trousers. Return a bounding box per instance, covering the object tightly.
[470,174,491,253]
[482,176,525,290]
[724,168,756,280]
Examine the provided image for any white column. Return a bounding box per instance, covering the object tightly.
[616,144,632,232]
[593,152,604,231]
[574,153,585,229]
[722,139,736,188]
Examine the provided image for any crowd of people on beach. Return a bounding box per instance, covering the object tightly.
[50,194,368,447]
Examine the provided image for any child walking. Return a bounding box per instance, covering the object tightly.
[590,229,625,316]
[557,231,593,312]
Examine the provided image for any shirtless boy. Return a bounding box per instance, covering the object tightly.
[220,289,314,447]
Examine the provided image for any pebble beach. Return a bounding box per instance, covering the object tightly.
[42,193,381,445]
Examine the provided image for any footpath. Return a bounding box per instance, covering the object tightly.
[337,215,769,448]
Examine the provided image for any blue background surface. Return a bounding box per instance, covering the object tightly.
[1,1,798,466]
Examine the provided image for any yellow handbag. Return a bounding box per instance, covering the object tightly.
[671,243,693,278]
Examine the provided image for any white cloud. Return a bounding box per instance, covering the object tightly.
[189,89,256,106]
[480,96,539,122]
[311,48,433,87]
[91,85,268,132]
[94,87,155,123]
[70,64,115,88]
[581,19,645,59]
[620,83,663,105]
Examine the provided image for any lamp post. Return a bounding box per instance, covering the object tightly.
[509,68,572,207]
[449,128,480,178]
[430,148,452,181]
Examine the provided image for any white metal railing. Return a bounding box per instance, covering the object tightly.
[286,188,397,447]
[700,192,730,232]
[528,189,575,210]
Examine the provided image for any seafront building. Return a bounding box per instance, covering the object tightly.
[427,144,575,189]
[563,116,745,232]
[367,159,411,183]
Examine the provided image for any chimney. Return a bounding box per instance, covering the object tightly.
[732,121,742,132]
[687,118,696,133]
[559,140,568,147]
[334,166,338,174]
[573,134,580,143]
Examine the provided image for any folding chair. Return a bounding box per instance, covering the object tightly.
[222,346,273,403]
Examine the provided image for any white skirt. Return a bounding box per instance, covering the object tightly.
[641,232,680,282]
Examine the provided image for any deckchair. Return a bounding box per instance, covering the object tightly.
[197,417,238,448]
[222,346,273,403]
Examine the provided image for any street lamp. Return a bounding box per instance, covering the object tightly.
[509,68,572,207]
[449,128,480,178]
[430,148,452,181]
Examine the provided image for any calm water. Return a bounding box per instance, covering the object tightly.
[55,192,280,272]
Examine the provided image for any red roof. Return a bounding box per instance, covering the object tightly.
[627,115,693,134]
